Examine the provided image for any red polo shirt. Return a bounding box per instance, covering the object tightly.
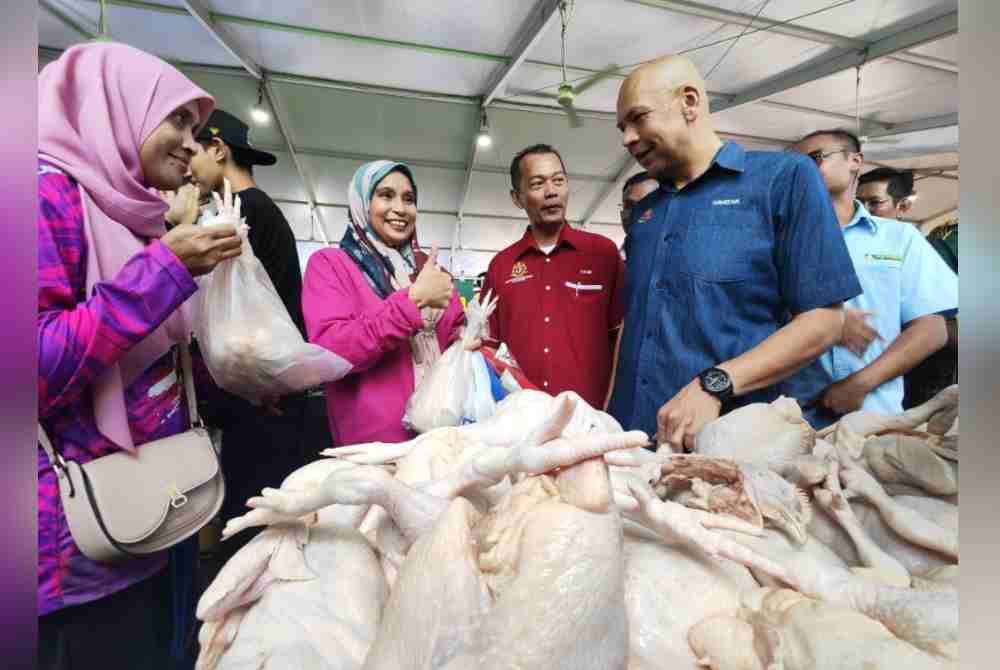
[482,224,625,408]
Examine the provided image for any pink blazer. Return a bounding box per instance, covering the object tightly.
[302,248,465,445]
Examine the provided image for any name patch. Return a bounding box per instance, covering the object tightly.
[864,253,903,268]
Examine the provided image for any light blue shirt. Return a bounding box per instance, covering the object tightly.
[787,202,958,419]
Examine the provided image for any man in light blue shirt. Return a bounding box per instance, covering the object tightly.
[786,129,958,424]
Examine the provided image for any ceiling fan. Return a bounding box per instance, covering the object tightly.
[509,1,620,128]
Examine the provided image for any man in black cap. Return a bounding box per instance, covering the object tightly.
[189,109,305,335]
[187,109,325,563]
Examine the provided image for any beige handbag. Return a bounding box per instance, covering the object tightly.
[38,343,225,564]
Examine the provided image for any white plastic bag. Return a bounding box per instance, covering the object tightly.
[402,291,499,433]
[194,220,351,405]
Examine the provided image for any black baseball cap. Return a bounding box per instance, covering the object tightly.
[196,109,277,166]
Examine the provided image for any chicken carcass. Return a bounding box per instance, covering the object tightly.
[693,396,815,473]
[622,531,757,669]
[198,385,960,670]
[690,587,955,670]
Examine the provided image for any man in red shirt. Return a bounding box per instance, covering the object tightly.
[482,144,625,409]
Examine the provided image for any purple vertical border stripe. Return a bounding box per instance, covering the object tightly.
[0,3,38,668]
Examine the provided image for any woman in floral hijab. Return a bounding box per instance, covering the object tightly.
[302,161,466,445]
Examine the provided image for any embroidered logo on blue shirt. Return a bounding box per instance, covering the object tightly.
[636,208,654,224]
[712,198,742,206]
[864,253,903,267]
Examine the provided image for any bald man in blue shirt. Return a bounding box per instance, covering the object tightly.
[787,129,957,425]
[609,56,861,450]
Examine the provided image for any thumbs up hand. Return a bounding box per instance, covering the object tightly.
[408,247,453,309]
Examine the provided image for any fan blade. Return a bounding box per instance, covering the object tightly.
[565,105,583,129]
[508,89,561,101]
[573,64,621,95]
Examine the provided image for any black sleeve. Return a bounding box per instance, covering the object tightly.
[241,189,307,337]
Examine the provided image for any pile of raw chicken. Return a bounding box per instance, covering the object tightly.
[196,384,959,670]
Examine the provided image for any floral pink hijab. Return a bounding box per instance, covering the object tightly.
[39,42,214,452]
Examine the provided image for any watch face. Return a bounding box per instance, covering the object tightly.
[703,369,730,393]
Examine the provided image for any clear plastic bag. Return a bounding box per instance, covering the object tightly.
[402,291,499,433]
[194,223,351,404]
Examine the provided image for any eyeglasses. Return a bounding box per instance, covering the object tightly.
[859,197,892,209]
[806,148,849,165]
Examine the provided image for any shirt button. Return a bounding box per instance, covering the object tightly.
[544,316,551,323]
[641,378,648,386]
[543,381,549,387]
[545,285,551,291]
[543,347,549,354]
[545,258,551,263]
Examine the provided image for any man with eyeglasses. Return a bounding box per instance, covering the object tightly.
[786,129,958,425]
[857,167,916,220]
[855,168,958,410]
[607,56,861,450]
[619,171,660,260]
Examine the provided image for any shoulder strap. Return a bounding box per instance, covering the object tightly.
[39,342,200,471]
[38,423,73,480]
[38,423,59,463]
[178,341,201,428]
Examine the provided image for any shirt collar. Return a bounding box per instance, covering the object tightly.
[846,200,880,233]
[712,140,746,174]
[513,223,579,259]
[661,140,745,192]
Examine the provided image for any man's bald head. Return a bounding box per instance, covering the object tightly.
[616,55,716,182]
[619,55,710,114]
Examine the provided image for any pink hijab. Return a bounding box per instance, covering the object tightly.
[39,42,215,452]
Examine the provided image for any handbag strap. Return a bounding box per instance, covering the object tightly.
[37,423,66,471]
[39,342,202,469]
[177,341,202,429]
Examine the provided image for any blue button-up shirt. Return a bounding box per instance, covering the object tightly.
[609,141,861,437]
[785,202,958,420]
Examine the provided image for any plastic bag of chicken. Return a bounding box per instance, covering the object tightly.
[193,185,351,404]
[402,291,499,433]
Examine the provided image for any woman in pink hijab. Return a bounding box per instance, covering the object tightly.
[37,42,241,669]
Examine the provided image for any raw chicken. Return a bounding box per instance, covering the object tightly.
[215,526,387,670]
[197,384,960,670]
[623,532,757,669]
[689,587,954,670]
[693,396,815,472]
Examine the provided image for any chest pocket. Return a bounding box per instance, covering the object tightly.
[855,255,904,327]
[678,203,767,283]
[565,280,606,308]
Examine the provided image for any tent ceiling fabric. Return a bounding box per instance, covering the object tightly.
[39,0,958,276]
[906,32,957,61]
[660,0,957,41]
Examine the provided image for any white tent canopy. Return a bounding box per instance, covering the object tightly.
[39,0,959,276]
